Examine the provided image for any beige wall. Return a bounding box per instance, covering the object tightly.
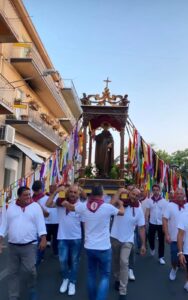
[22,156,32,176]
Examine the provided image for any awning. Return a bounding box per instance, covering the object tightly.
[15,143,43,164]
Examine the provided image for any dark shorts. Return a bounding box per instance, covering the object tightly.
[170,242,178,265]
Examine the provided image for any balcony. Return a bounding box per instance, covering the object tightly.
[10,45,75,122]
[6,107,64,151]
[59,118,73,133]
[0,74,15,114]
[60,79,82,119]
[0,0,19,43]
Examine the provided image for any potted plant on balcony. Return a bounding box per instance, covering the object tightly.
[45,115,54,126]
[40,113,47,121]
[20,114,29,121]
[49,119,54,126]
[53,121,60,131]
[29,100,40,111]
[14,98,22,105]
[58,131,65,137]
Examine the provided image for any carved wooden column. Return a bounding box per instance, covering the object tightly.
[88,130,92,166]
[120,127,125,179]
[80,125,87,177]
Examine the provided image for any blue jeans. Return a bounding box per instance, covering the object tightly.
[170,241,178,265]
[58,239,81,284]
[86,248,112,300]
[135,226,141,250]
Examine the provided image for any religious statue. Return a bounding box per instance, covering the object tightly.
[95,124,114,178]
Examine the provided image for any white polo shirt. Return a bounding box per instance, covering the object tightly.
[146,197,167,225]
[163,202,188,241]
[0,202,46,244]
[75,202,119,250]
[57,205,82,240]
[178,211,188,255]
[140,198,149,215]
[111,205,145,243]
[38,194,59,224]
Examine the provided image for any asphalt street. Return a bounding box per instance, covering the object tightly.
[0,243,188,300]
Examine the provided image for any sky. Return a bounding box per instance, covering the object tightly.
[22,0,188,155]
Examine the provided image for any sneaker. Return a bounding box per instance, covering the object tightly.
[184,282,188,291]
[159,257,166,265]
[46,241,51,247]
[150,249,155,256]
[128,269,135,281]
[68,282,76,296]
[169,268,178,280]
[60,278,69,293]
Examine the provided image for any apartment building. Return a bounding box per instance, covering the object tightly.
[0,0,82,189]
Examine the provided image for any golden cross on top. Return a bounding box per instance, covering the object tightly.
[103,77,111,88]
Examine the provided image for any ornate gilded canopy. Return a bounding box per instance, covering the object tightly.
[80,78,129,131]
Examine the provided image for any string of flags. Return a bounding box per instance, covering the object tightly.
[0,115,183,205]
[126,118,182,197]
[0,120,84,206]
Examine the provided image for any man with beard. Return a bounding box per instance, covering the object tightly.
[46,184,81,296]
[0,186,46,300]
[111,187,146,300]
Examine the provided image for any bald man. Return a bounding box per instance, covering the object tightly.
[46,184,82,296]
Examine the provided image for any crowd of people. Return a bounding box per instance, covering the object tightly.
[0,181,188,300]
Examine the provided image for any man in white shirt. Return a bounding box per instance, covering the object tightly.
[177,206,188,291]
[145,184,167,265]
[139,186,149,216]
[32,180,49,266]
[45,185,59,255]
[46,184,82,296]
[111,187,146,300]
[61,184,124,300]
[0,186,47,300]
[128,187,149,282]
[163,188,187,280]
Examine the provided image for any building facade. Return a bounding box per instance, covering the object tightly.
[0,0,82,189]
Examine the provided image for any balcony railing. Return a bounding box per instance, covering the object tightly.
[11,44,74,119]
[0,74,15,113]
[6,107,63,146]
[63,79,81,108]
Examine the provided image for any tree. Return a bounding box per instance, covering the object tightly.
[156,149,172,165]
[157,148,188,183]
[171,149,188,179]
